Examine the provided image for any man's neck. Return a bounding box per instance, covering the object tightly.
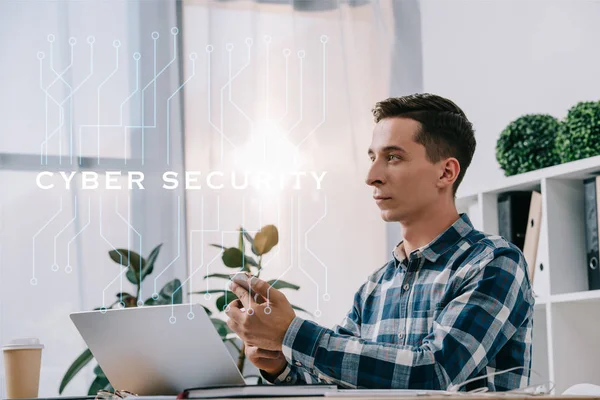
[400,202,460,257]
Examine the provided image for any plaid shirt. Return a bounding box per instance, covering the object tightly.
[262,214,534,391]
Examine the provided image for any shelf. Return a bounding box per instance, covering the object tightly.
[453,154,600,393]
[550,301,600,393]
[550,289,600,304]
[457,155,600,198]
[533,296,548,307]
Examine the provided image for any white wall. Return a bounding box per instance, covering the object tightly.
[420,0,600,197]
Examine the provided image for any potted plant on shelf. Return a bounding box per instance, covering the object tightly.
[556,100,600,163]
[496,114,561,177]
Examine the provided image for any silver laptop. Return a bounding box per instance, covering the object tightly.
[70,303,245,395]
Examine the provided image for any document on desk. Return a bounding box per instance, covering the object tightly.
[325,389,450,397]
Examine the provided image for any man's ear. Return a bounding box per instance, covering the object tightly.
[437,158,460,189]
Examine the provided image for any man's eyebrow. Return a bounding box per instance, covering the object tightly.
[367,146,407,155]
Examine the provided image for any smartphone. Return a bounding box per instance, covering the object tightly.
[229,272,265,304]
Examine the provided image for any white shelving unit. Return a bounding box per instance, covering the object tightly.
[456,155,600,394]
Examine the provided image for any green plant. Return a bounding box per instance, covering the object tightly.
[556,101,600,163]
[59,244,188,395]
[190,224,308,377]
[496,114,561,176]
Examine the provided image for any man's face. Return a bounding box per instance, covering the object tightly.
[366,117,444,222]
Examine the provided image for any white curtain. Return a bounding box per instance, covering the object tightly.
[182,0,401,327]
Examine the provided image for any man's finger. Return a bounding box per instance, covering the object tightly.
[225,302,245,323]
[228,298,243,310]
[226,318,241,334]
[248,276,282,302]
[230,282,253,309]
[253,348,282,359]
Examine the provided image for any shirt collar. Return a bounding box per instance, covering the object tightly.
[392,213,474,265]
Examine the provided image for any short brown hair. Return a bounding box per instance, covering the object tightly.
[372,93,476,196]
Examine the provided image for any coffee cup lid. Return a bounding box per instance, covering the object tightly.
[2,338,44,351]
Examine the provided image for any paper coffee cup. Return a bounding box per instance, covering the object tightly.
[3,338,44,399]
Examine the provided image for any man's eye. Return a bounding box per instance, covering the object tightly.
[388,154,402,161]
[369,157,375,162]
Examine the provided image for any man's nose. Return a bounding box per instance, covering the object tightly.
[365,161,385,186]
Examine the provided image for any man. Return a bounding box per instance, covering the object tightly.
[226,93,534,391]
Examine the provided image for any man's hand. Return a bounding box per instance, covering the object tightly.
[245,345,287,380]
[225,276,296,351]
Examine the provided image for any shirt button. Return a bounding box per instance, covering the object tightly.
[398,332,404,339]
[403,283,410,291]
[295,361,302,367]
[285,376,292,382]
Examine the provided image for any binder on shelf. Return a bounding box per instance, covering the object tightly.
[523,191,542,284]
[531,226,549,298]
[584,176,600,291]
[497,191,533,251]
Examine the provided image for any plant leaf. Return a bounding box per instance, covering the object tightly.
[93,364,106,378]
[211,318,231,338]
[158,278,183,304]
[203,273,232,280]
[244,256,259,267]
[142,243,162,281]
[216,291,238,311]
[252,225,278,255]
[292,304,312,316]
[59,348,93,394]
[144,297,158,306]
[116,293,137,307]
[189,289,227,295]
[267,279,300,290]
[238,228,245,253]
[125,268,139,285]
[225,338,241,352]
[201,305,213,316]
[210,244,226,250]
[222,248,245,268]
[87,374,111,396]
[242,228,254,245]
[108,248,133,267]
[109,249,145,285]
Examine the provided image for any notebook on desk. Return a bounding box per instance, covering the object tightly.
[180,383,338,398]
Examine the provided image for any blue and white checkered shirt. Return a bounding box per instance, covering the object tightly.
[263,214,534,391]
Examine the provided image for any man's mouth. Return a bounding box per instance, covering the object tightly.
[373,196,392,205]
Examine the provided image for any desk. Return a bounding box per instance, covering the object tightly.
[19,395,600,400]
[186,396,600,400]
[212,397,600,400]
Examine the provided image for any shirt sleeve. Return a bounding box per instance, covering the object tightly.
[260,285,365,384]
[279,247,534,389]
[259,363,323,385]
